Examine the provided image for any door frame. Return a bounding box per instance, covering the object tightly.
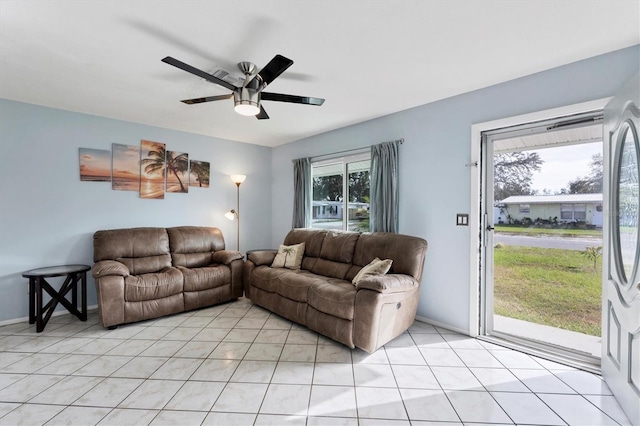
[468,98,611,338]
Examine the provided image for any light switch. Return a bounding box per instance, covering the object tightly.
[456,214,469,226]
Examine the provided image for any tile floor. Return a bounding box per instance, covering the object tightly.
[0,298,631,426]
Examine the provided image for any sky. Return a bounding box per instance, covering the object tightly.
[528,142,602,194]
[79,148,111,176]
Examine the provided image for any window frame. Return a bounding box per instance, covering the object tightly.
[310,152,371,231]
[561,203,587,221]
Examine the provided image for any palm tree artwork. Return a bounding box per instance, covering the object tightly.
[281,246,296,267]
[166,150,189,193]
[139,140,166,199]
[189,160,210,188]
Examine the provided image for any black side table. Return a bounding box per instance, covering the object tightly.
[22,264,90,332]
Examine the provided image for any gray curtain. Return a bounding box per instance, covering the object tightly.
[370,141,399,232]
[292,157,311,228]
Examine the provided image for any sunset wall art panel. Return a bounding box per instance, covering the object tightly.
[79,148,111,182]
[189,160,210,188]
[112,143,140,191]
[140,140,166,199]
[166,150,189,193]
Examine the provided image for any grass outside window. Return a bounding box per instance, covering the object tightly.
[494,245,602,337]
[494,226,602,237]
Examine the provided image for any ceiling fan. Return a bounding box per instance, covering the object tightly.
[162,54,325,119]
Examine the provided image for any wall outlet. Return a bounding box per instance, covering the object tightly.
[456,214,469,226]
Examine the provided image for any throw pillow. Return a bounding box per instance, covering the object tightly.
[271,242,305,270]
[352,257,393,285]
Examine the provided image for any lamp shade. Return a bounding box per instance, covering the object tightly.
[230,175,246,184]
[225,210,237,221]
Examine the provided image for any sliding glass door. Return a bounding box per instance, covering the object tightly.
[481,112,604,369]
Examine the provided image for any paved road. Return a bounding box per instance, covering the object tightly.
[493,233,602,250]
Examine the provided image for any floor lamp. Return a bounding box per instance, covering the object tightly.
[225,174,246,251]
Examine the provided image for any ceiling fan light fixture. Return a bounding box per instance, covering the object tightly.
[234,103,260,116]
[233,89,260,116]
[163,54,324,120]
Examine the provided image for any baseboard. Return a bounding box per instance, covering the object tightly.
[414,315,469,335]
[0,305,98,327]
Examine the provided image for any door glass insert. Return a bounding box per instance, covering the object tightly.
[615,121,639,284]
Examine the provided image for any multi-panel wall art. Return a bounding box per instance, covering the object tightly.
[79,139,209,199]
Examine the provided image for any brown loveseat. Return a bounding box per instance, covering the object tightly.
[92,226,243,328]
[244,229,428,353]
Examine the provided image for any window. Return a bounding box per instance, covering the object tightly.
[561,203,587,221]
[311,153,370,231]
[519,204,530,214]
[574,204,587,221]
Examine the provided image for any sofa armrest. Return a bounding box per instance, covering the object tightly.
[212,250,244,265]
[92,260,130,278]
[355,274,419,294]
[247,250,277,266]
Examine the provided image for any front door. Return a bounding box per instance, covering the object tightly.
[602,72,640,424]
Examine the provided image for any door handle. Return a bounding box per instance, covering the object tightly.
[487,226,495,231]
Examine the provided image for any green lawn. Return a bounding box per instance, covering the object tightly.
[494,245,602,336]
[495,225,602,238]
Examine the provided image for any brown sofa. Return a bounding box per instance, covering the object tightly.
[244,229,428,353]
[91,226,243,328]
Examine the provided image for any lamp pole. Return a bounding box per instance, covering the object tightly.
[229,175,246,252]
[235,181,240,251]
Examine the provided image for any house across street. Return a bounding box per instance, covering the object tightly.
[495,193,603,227]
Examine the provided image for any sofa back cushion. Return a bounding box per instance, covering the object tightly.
[308,231,360,280]
[350,232,428,282]
[167,226,225,268]
[93,227,172,275]
[319,231,360,263]
[284,228,326,257]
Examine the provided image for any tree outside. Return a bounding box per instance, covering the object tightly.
[568,153,603,194]
[494,152,543,201]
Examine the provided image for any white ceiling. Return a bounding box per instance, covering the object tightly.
[1,1,638,147]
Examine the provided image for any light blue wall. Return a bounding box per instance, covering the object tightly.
[271,45,640,332]
[0,100,272,322]
[2,46,638,329]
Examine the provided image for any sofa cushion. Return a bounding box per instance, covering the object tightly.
[307,279,357,320]
[352,257,393,285]
[284,228,326,258]
[352,232,428,281]
[168,226,225,267]
[94,227,172,275]
[124,267,183,302]
[272,243,305,270]
[319,231,360,263]
[251,267,322,303]
[177,265,230,292]
[309,258,351,280]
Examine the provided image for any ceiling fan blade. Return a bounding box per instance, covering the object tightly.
[181,94,233,105]
[162,56,236,91]
[250,54,294,91]
[256,105,270,120]
[261,92,325,106]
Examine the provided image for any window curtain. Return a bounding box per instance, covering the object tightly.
[292,157,311,228]
[370,141,399,232]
